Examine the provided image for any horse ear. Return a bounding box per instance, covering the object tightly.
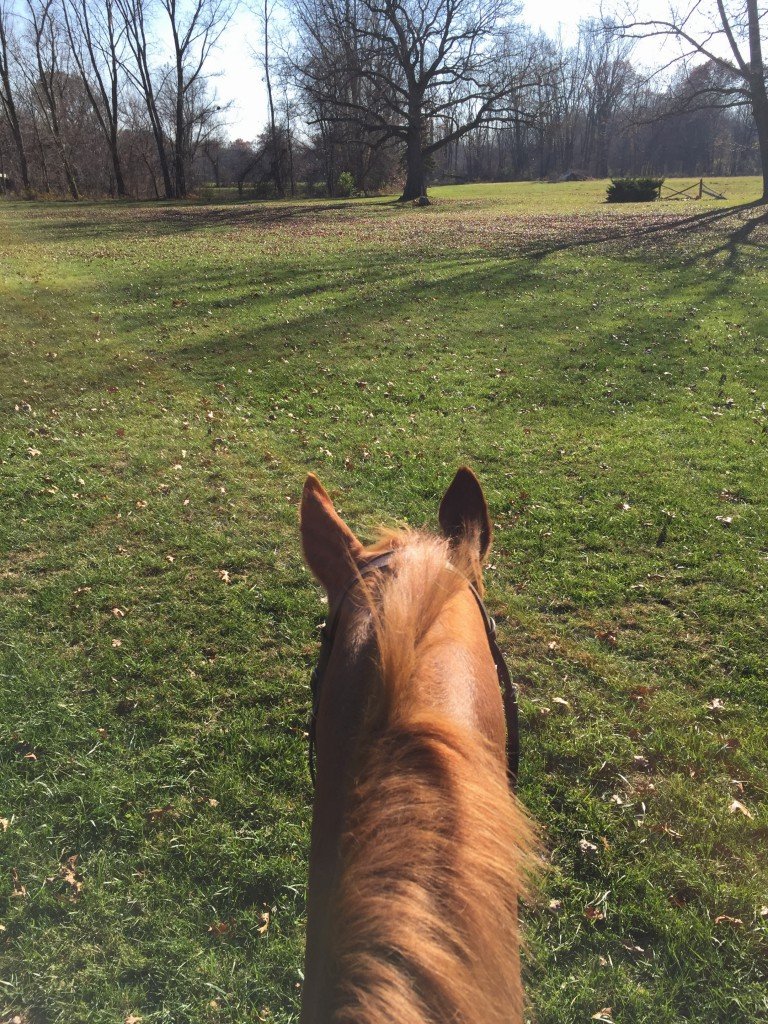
[301,474,363,596]
[439,467,492,560]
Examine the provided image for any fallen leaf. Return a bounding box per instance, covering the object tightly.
[146,805,175,822]
[552,697,571,710]
[759,906,768,918]
[111,639,122,648]
[715,515,733,526]
[218,569,232,584]
[630,684,658,700]
[11,868,26,898]
[111,607,125,618]
[595,629,618,646]
[622,942,645,954]
[548,898,562,912]
[633,754,650,770]
[578,839,599,855]
[714,915,743,926]
[60,854,83,897]
[584,906,604,921]
[135,499,148,509]
[125,1015,142,1024]
[0,817,9,831]
[591,1010,614,1023]
[208,920,231,936]
[706,698,725,712]
[258,909,271,935]
[729,799,754,819]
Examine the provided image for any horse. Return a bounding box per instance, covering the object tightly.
[299,467,537,1024]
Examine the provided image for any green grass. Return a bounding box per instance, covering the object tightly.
[1,178,767,1024]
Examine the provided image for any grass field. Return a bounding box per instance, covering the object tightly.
[1,178,767,1024]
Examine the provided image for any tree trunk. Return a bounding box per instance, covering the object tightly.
[263,0,284,198]
[174,62,186,198]
[111,124,127,197]
[752,94,768,202]
[744,0,768,202]
[400,109,426,201]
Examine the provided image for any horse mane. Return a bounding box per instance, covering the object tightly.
[327,530,538,1024]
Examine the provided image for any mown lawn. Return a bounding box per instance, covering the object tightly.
[1,179,767,1024]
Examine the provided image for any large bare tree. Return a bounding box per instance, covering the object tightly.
[115,0,173,196]
[614,0,768,201]
[22,0,80,198]
[162,0,233,197]
[292,0,536,201]
[62,0,128,196]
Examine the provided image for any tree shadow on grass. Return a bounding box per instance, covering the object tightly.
[525,200,768,267]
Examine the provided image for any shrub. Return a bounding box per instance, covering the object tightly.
[606,177,664,203]
[336,171,356,198]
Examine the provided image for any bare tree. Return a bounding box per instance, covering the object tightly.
[0,0,31,189]
[161,0,234,197]
[613,0,768,200]
[255,0,284,195]
[580,20,635,177]
[115,0,173,196]
[22,0,81,197]
[292,0,537,202]
[62,0,128,195]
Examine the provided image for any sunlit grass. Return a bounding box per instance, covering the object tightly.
[1,180,767,1023]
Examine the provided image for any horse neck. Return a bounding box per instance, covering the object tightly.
[312,695,535,1024]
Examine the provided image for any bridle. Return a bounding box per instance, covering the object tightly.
[308,550,520,791]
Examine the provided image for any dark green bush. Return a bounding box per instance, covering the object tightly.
[606,177,664,203]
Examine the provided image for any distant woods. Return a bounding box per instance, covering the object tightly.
[0,0,765,200]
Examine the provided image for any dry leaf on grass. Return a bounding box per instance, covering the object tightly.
[591,1010,614,1023]
[729,799,754,819]
[714,915,743,926]
[11,869,26,898]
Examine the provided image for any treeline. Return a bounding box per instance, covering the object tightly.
[0,0,762,200]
